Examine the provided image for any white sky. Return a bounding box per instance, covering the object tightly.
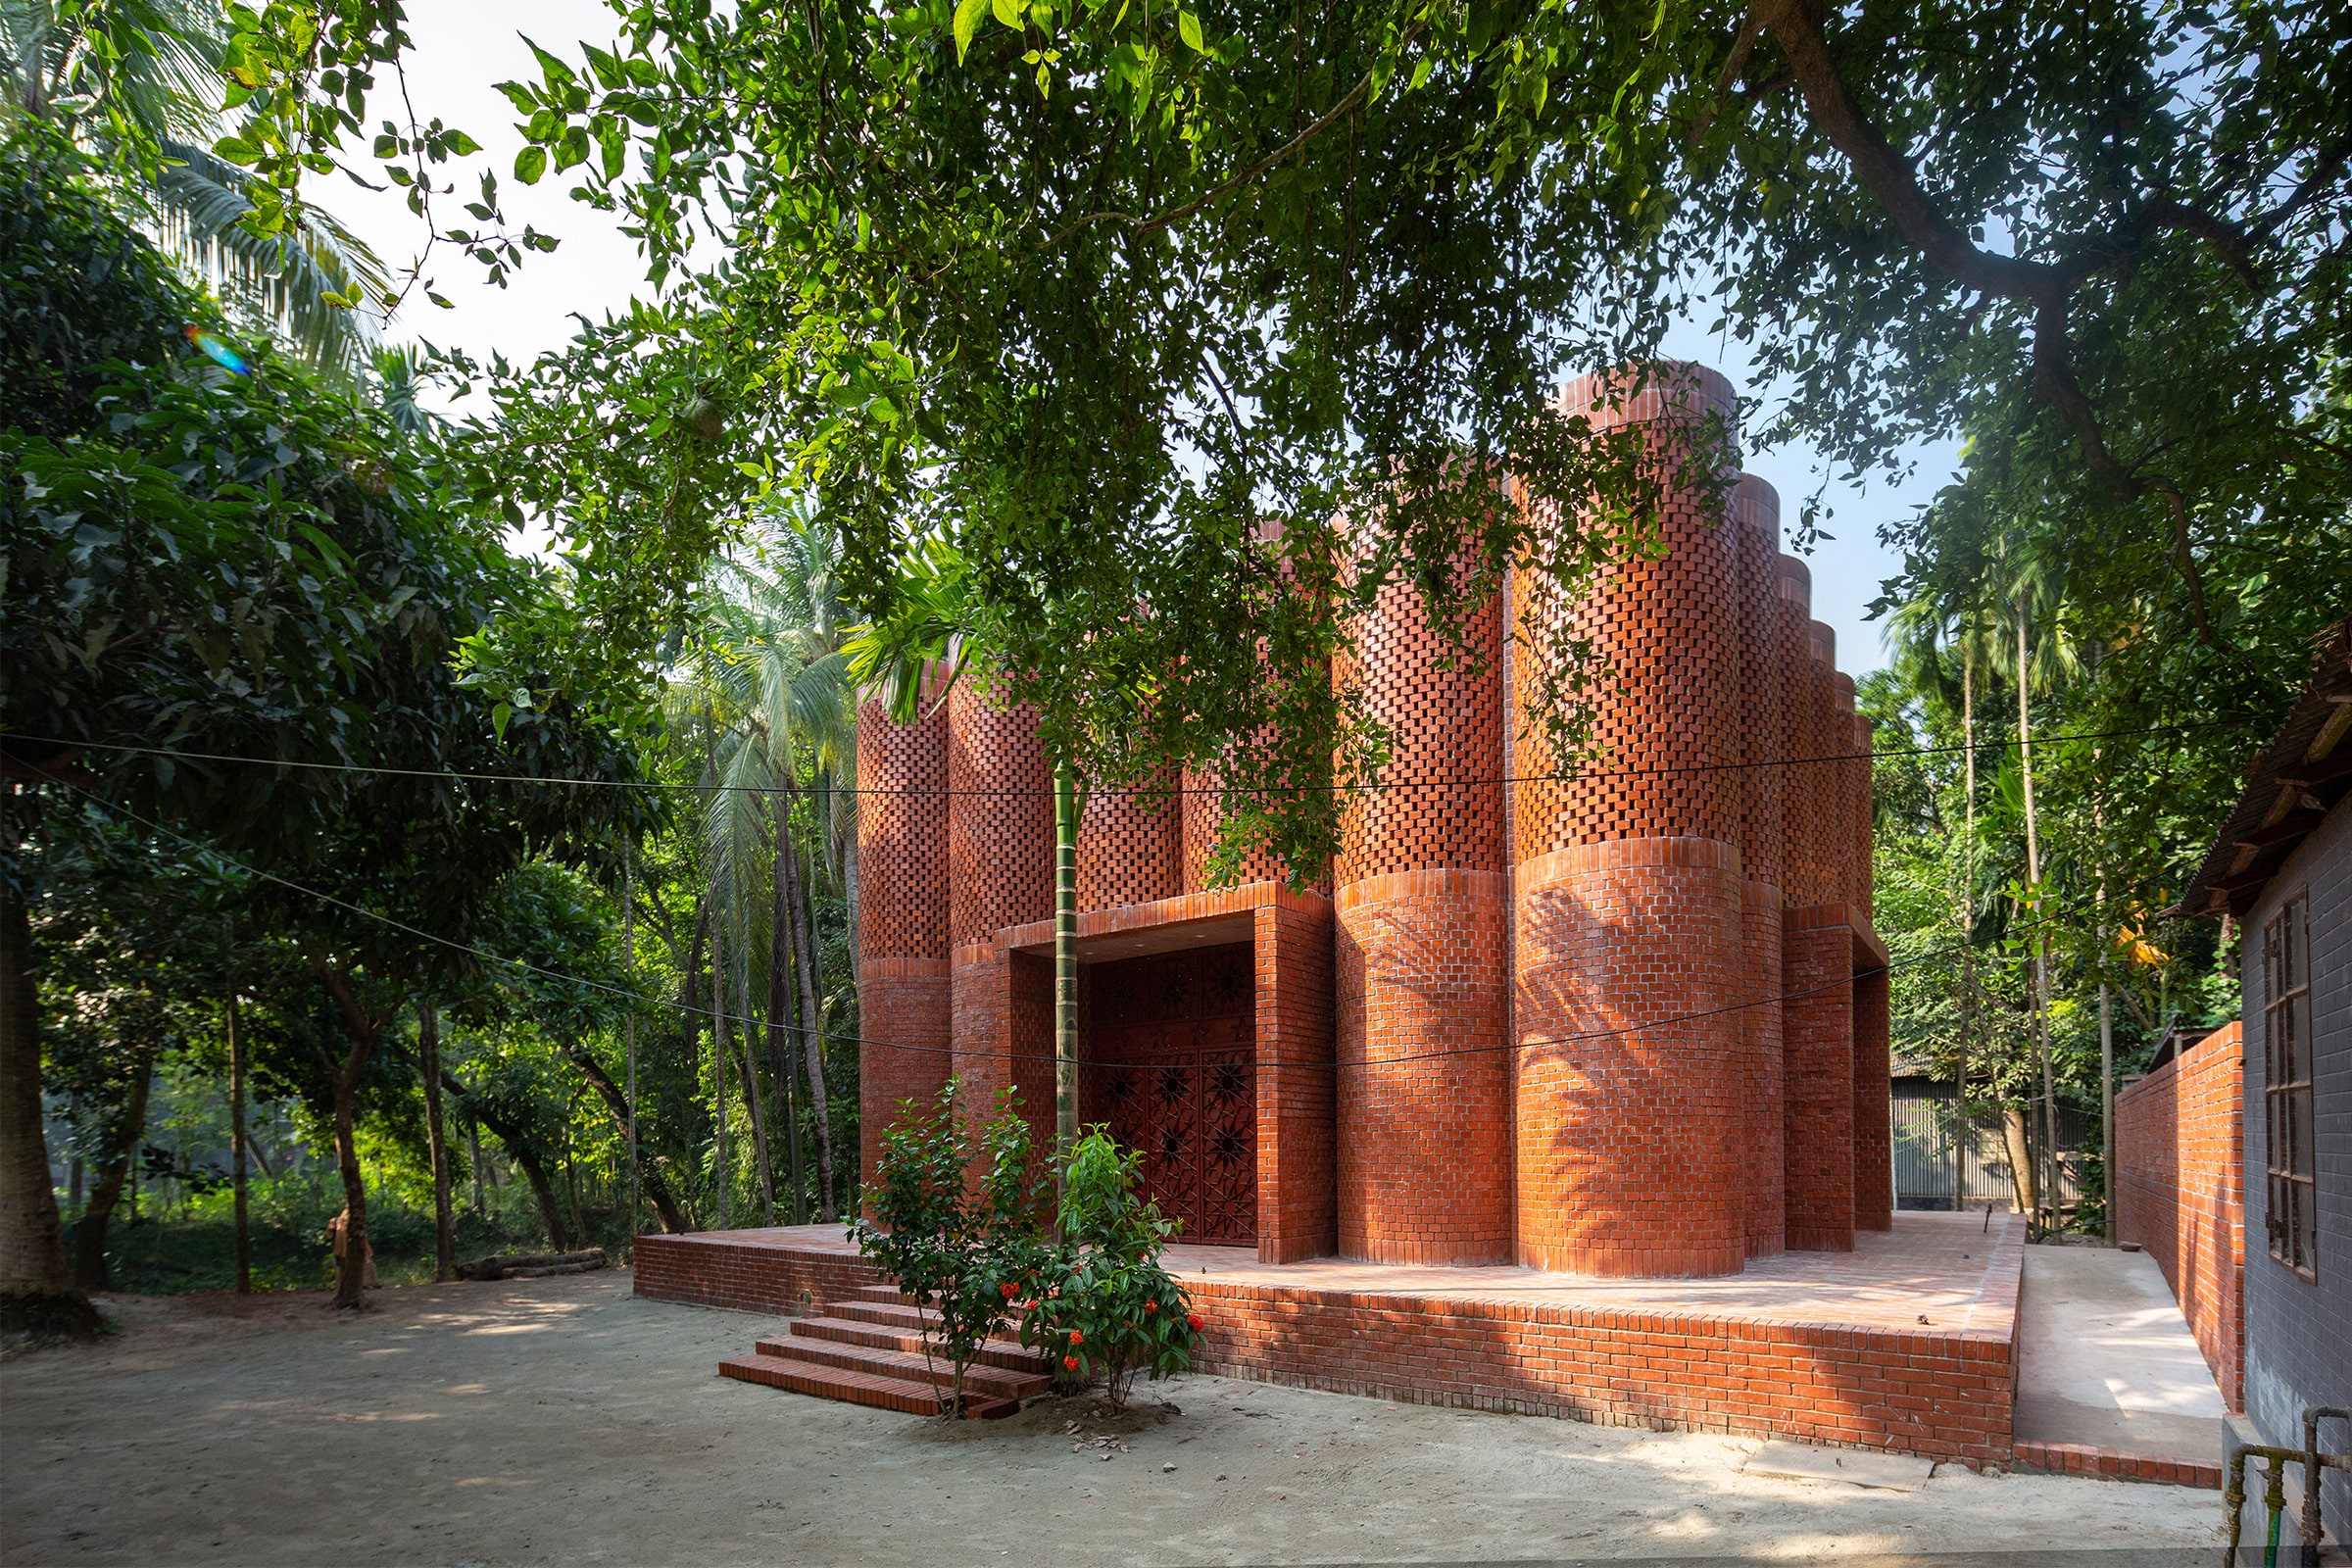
[334,0,1952,673]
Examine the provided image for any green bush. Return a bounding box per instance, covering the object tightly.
[848,1078,1040,1417]
[1016,1127,1201,1407]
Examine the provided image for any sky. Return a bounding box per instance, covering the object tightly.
[333,1,1959,675]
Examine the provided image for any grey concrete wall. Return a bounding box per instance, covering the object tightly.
[2241,794,2352,1545]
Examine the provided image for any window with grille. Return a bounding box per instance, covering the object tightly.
[2263,893,2317,1280]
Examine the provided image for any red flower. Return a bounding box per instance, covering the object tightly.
[1187,1311,1204,1331]
[1000,1281,1018,1299]
[1063,1354,1080,1371]
[1145,1300,1157,1313]
[1068,1329,1084,1346]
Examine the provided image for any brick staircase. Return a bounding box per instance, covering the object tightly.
[717,1283,1053,1419]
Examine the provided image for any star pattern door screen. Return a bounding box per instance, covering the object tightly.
[1080,943,1257,1246]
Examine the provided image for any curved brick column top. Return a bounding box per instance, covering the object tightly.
[1736,474,1786,891]
[857,696,950,963]
[1510,388,1741,858]
[1777,552,1811,609]
[1077,767,1184,912]
[1335,562,1504,885]
[1554,362,1740,432]
[1513,834,1745,1277]
[947,682,1054,946]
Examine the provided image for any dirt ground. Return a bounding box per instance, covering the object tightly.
[1,1272,2232,1566]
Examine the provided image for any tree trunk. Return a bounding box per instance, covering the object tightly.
[2016,602,2058,1233]
[318,966,388,1310]
[558,1042,687,1233]
[72,1047,155,1292]
[779,779,836,1222]
[0,870,95,1333]
[733,934,775,1226]
[2003,1101,2036,1217]
[467,1118,485,1212]
[228,994,251,1296]
[710,894,732,1230]
[419,1004,455,1283]
[1053,762,1082,1222]
[770,789,807,1225]
[443,1067,569,1250]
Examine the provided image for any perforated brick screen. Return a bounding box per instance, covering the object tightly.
[1735,474,1786,891]
[1077,769,1184,911]
[947,684,1054,946]
[857,697,949,961]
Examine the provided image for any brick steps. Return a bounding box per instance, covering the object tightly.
[718,1283,1052,1420]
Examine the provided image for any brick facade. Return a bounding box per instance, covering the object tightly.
[860,360,1884,1281]
[2115,1022,2246,1411]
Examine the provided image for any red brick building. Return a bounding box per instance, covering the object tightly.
[856,364,1888,1279]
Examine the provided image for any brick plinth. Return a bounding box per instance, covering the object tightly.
[1336,869,1512,1263]
[2115,1022,2245,1410]
[1743,879,1788,1257]
[1852,959,1893,1231]
[1256,899,1338,1263]
[638,1215,2026,1464]
[1784,906,1856,1251]
[1514,838,1746,1277]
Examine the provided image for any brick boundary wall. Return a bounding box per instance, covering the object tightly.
[2114,1021,2245,1411]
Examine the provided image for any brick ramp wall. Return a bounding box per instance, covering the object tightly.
[2114,1021,2244,1411]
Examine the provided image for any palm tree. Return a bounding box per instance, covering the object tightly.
[4,0,391,379]
[684,504,858,1224]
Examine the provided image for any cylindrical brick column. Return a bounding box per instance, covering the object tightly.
[856,674,953,1203]
[1850,710,1876,926]
[1786,619,1841,907]
[1774,555,1817,903]
[947,683,1055,1151]
[1734,475,1787,1259]
[1334,565,1510,1264]
[1181,762,1298,891]
[1511,363,1746,1278]
[1077,769,1183,911]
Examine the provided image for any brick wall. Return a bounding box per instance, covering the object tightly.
[633,1232,880,1316]
[1077,768,1184,911]
[1336,869,1513,1262]
[1853,961,1893,1231]
[857,694,954,1204]
[947,682,1053,946]
[1784,907,1855,1251]
[1255,900,1337,1262]
[1743,880,1788,1257]
[2115,1021,2245,1411]
[1189,1229,2021,1463]
[1515,838,1746,1277]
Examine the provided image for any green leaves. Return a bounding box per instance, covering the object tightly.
[953,0,992,63]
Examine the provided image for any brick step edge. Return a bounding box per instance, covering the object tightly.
[2010,1439,2223,1490]
[791,1314,1054,1374]
[756,1337,1050,1401]
[718,1354,1015,1421]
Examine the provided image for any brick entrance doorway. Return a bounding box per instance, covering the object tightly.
[1079,943,1257,1245]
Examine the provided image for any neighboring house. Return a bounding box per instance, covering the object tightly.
[2177,617,2351,1546]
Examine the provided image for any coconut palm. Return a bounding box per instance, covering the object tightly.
[678,503,858,1223]
[4,0,391,379]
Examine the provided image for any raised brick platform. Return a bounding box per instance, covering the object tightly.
[643,1211,2025,1462]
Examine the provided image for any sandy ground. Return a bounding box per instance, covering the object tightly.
[0,1272,2234,1567]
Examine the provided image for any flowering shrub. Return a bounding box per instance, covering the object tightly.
[848,1078,1040,1417]
[1015,1128,1201,1406]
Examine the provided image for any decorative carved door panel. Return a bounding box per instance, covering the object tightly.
[1080,944,1257,1245]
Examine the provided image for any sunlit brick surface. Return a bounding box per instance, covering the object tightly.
[1851,711,1877,924]
[640,1212,2025,1462]
[1181,762,1300,892]
[1255,901,1337,1263]
[947,683,1054,946]
[1784,619,1843,907]
[1515,838,1746,1277]
[1835,673,1862,913]
[1336,870,1512,1262]
[1076,768,1184,910]
[2116,1022,2244,1409]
